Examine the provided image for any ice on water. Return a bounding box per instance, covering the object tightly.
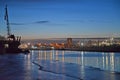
[33,59,120,80]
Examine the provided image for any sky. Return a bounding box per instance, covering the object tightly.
[0,0,120,39]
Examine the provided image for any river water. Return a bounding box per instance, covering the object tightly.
[0,50,120,80]
[31,50,120,73]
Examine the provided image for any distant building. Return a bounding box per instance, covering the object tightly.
[67,38,72,48]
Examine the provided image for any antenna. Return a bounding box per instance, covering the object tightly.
[4,5,11,36]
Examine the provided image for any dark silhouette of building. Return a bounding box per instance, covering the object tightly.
[67,38,73,48]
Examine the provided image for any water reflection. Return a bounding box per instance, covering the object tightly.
[31,50,120,72]
[62,51,64,62]
[110,53,115,71]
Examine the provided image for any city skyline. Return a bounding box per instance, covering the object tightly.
[0,0,120,39]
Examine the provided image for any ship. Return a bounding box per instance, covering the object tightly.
[0,5,29,54]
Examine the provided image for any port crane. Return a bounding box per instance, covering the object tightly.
[0,5,29,54]
[5,5,11,36]
[4,5,21,41]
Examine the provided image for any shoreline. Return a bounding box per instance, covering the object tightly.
[28,49,120,53]
[28,46,120,52]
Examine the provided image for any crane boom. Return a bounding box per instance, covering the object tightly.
[4,5,11,36]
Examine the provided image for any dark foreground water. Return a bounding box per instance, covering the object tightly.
[0,50,120,80]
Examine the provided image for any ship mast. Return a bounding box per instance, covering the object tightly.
[4,5,11,37]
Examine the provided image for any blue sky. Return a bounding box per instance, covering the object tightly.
[0,0,120,39]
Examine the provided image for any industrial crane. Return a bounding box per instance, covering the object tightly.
[4,5,21,41]
[4,5,11,36]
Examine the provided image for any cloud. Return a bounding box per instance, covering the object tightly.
[10,20,49,26]
[88,19,112,23]
[34,21,49,24]
[10,23,26,25]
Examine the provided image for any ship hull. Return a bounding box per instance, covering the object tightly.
[0,40,23,54]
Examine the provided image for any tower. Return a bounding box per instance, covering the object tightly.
[67,38,72,48]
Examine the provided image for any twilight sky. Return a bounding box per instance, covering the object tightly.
[0,0,120,39]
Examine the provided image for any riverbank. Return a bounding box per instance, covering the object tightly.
[28,45,120,52]
[65,45,120,52]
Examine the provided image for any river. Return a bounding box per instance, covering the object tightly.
[0,50,120,80]
[30,50,120,72]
